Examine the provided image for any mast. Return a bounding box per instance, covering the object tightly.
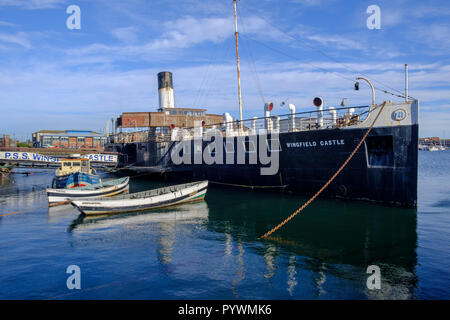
[233,0,243,128]
[405,63,409,102]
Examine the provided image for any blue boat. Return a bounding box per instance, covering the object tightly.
[52,158,100,189]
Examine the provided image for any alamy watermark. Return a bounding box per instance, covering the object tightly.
[66,5,81,30]
[366,265,381,290]
[66,265,81,290]
[366,5,381,30]
[170,121,280,176]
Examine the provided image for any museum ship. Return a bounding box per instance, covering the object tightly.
[106,1,418,207]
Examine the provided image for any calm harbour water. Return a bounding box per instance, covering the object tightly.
[0,151,449,300]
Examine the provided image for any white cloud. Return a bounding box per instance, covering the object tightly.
[291,0,335,6]
[0,32,31,48]
[111,27,139,43]
[302,33,366,51]
[0,0,66,9]
[0,20,17,27]
[65,14,285,61]
[413,24,450,51]
[1,58,449,138]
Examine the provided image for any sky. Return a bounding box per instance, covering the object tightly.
[0,0,449,140]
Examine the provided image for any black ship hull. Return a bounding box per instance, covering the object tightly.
[161,124,418,207]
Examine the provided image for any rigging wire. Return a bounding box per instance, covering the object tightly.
[237,5,266,104]
[241,33,408,100]
[197,38,234,107]
[191,35,233,108]
[239,3,412,99]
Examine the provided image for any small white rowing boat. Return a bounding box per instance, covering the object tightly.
[47,176,130,207]
[71,180,208,215]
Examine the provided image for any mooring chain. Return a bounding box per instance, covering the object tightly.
[260,102,387,239]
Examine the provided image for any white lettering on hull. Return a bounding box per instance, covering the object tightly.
[286,139,345,148]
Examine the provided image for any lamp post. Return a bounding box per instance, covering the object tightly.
[355,77,375,108]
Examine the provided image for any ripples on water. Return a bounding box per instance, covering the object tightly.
[0,151,449,299]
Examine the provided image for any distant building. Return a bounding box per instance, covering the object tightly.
[32,130,107,150]
[419,137,449,147]
[0,134,12,148]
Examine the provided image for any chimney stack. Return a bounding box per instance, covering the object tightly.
[158,71,175,109]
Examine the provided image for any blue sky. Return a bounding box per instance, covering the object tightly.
[1,0,449,140]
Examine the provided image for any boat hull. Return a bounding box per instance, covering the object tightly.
[163,124,418,207]
[53,172,100,189]
[47,177,130,206]
[71,181,208,215]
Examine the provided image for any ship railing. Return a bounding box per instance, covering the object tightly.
[111,130,173,144]
[170,105,371,141]
[108,105,371,143]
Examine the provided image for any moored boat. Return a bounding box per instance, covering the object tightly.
[53,158,100,188]
[71,180,208,215]
[105,1,420,208]
[47,176,130,207]
[0,163,14,174]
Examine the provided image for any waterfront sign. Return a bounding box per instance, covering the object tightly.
[0,152,117,164]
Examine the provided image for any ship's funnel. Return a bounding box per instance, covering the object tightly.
[158,71,175,109]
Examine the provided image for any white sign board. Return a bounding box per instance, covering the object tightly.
[0,152,117,164]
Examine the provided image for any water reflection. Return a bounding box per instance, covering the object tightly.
[0,172,11,186]
[0,168,420,299]
[205,186,418,298]
[68,201,209,266]
[47,204,79,223]
[231,239,245,298]
[68,201,209,232]
[286,255,298,296]
[263,243,278,281]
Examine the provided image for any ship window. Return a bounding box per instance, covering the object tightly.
[63,162,71,167]
[366,135,394,167]
[72,162,81,167]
